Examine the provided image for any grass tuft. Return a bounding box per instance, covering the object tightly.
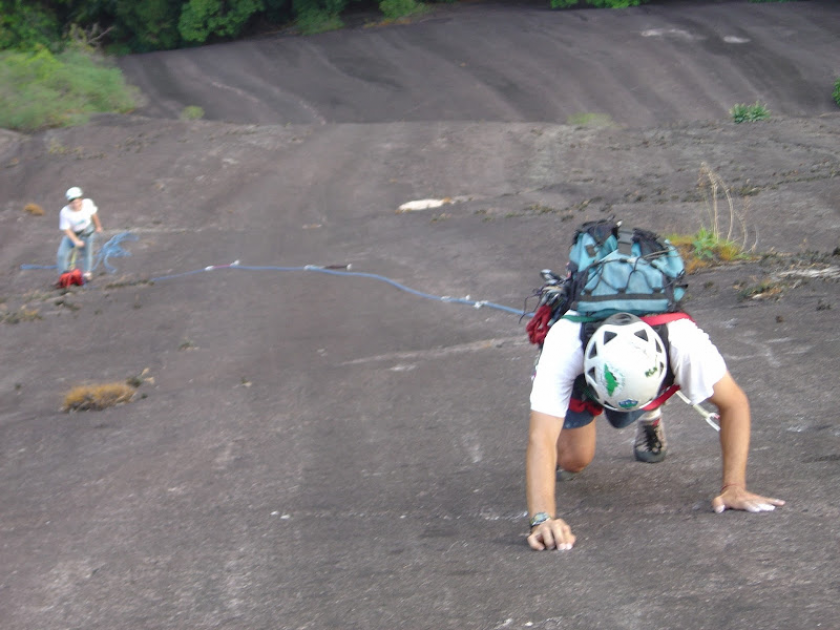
[737,279,786,301]
[63,382,136,412]
[180,105,204,121]
[1,307,42,323]
[730,101,770,123]
[669,163,757,273]
[24,203,45,215]
[567,112,614,127]
[669,228,750,274]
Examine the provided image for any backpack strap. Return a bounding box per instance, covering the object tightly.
[561,313,604,324]
[640,316,677,409]
[617,227,634,256]
[640,311,693,326]
[562,311,692,326]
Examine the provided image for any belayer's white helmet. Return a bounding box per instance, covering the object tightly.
[65,187,83,201]
[583,313,668,411]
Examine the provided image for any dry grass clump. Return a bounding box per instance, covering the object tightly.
[669,163,757,273]
[63,382,136,412]
[696,163,754,247]
[24,203,45,216]
[737,279,787,301]
[1,307,42,323]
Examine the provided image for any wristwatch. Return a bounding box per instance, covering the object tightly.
[529,512,552,528]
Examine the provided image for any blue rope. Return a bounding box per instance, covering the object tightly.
[20,232,138,273]
[21,234,526,317]
[151,262,525,317]
[19,263,55,270]
[94,232,138,273]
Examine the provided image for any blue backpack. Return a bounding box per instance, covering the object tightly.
[527,220,687,346]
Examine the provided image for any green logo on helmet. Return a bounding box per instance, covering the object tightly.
[604,366,619,396]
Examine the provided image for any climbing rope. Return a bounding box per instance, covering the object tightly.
[150,261,524,316]
[21,235,524,316]
[95,232,138,273]
[20,231,138,274]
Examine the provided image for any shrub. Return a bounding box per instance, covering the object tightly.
[833,78,840,108]
[379,0,428,20]
[295,8,344,35]
[730,101,769,123]
[0,45,137,131]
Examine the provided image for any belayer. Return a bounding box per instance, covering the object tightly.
[57,186,103,283]
[523,220,784,551]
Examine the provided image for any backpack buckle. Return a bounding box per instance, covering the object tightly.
[617,228,634,256]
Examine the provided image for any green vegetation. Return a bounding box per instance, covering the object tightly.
[567,112,613,127]
[1,0,660,54]
[669,163,757,273]
[833,78,840,108]
[379,0,429,21]
[295,7,345,35]
[669,228,751,274]
[180,105,205,120]
[179,0,265,43]
[0,0,61,51]
[0,45,138,131]
[551,0,646,7]
[730,101,770,123]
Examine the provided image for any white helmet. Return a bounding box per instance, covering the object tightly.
[583,313,668,411]
[65,187,83,201]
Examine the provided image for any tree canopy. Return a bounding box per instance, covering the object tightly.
[0,0,668,53]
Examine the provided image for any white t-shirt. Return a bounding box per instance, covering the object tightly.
[59,199,98,233]
[530,316,727,418]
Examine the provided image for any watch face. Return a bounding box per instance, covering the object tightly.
[530,512,550,527]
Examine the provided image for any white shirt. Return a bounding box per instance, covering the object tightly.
[59,199,98,233]
[530,316,727,418]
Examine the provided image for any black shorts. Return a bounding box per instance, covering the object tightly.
[564,405,646,430]
[563,374,647,430]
